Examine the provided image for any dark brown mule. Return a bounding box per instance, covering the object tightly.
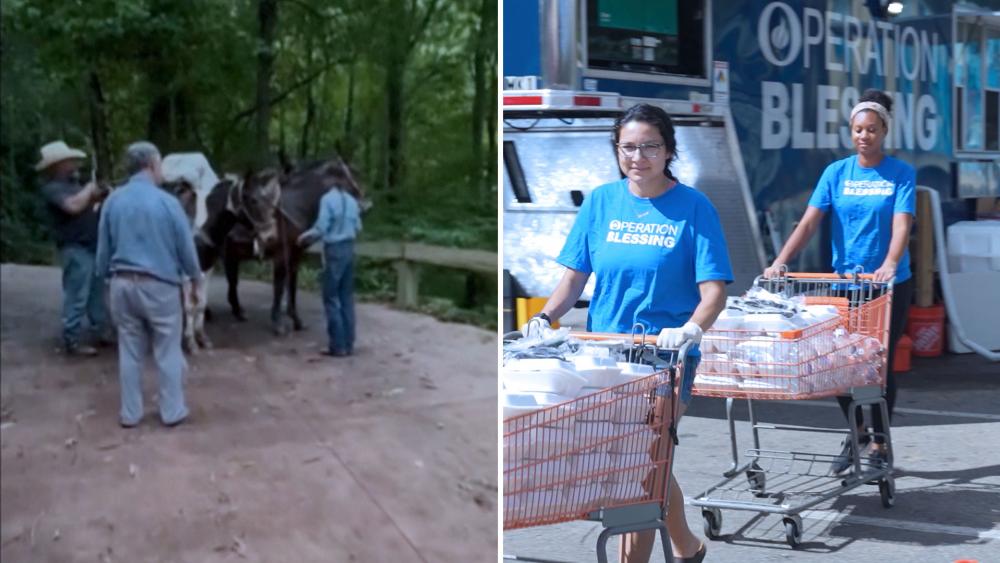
[228,157,367,336]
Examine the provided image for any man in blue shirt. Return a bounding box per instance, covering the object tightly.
[96,141,202,428]
[297,187,362,356]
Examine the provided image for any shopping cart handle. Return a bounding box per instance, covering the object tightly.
[766,272,885,281]
[569,331,694,356]
[570,331,656,345]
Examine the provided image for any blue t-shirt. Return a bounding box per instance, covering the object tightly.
[557,179,733,336]
[808,155,916,283]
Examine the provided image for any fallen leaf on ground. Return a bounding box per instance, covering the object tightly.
[74,409,97,422]
[1,531,24,548]
[383,387,405,397]
[232,536,248,558]
[473,493,492,510]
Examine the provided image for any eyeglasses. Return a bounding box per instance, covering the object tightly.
[616,142,664,159]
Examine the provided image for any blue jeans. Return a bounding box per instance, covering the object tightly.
[59,244,107,346]
[322,241,356,354]
[653,350,700,405]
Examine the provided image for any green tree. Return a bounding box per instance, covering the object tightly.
[1,0,497,265]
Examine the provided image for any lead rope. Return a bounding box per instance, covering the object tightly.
[281,207,291,320]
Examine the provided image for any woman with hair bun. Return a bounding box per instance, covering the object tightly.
[764,88,916,473]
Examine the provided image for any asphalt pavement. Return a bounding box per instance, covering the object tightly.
[504,352,1000,563]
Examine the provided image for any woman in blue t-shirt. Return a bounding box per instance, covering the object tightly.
[764,89,916,473]
[526,104,733,563]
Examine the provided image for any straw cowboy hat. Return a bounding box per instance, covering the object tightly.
[34,141,87,171]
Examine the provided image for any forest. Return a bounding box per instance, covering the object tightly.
[0,0,498,325]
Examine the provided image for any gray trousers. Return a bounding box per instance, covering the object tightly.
[109,276,188,425]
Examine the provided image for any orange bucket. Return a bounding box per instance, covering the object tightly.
[907,304,945,357]
[893,334,913,372]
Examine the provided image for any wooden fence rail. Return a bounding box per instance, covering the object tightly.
[309,240,496,307]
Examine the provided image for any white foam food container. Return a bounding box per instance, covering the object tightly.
[604,480,647,501]
[503,358,587,397]
[573,421,615,451]
[611,395,652,424]
[504,426,576,461]
[616,362,656,379]
[573,399,617,422]
[608,424,657,454]
[711,308,745,330]
[502,392,572,419]
[569,451,614,479]
[504,487,564,520]
[572,355,629,388]
[504,457,573,490]
[606,452,654,483]
[563,483,607,511]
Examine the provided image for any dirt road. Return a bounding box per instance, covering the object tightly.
[0,264,498,562]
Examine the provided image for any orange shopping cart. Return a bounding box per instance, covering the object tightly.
[689,271,895,548]
[503,329,692,563]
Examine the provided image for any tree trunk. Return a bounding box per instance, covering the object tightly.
[299,86,316,159]
[87,70,112,184]
[487,54,498,198]
[487,1,499,204]
[471,0,490,200]
[256,0,279,166]
[384,53,404,198]
[341,60,356,161]
[147,91,195,154]
[381,0,407,198]
[299,33,316,159]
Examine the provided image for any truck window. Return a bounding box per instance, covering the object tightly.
[512,130,622,206]
[504,141,532,203]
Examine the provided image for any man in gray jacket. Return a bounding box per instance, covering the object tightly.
[96,142,202,428]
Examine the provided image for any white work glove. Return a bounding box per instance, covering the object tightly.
[521,315,551,340]
[656,321,703,350]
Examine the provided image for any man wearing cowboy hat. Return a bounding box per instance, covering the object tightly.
[36,140,109,356]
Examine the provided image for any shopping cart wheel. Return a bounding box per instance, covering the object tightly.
[746,462,766,497]
[701,508,722,539]
[783,516,802,548]
[879,477,895,508]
